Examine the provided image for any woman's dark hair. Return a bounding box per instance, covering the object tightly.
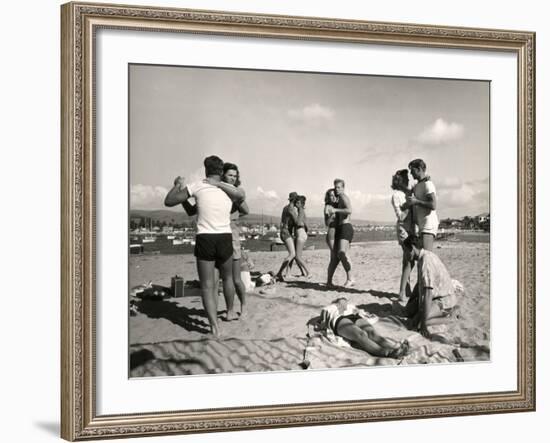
[222,162,241,187]
[391,169,409,190]
[324,188,336,205]
[204,155,224,177]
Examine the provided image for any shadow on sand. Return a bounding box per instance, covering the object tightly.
[283,280,368,294]
[137,299,211,334]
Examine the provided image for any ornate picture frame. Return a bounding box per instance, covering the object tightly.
[61,2,535,440]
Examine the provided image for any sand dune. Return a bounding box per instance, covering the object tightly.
[129,241,490,377]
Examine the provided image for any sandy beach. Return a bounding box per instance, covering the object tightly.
[129,240,490,377]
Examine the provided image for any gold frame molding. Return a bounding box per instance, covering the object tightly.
[61,2,536,440]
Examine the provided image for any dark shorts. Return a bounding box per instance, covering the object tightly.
[334,313,362,333]
[280,228,292,242]
[335,223,354,242]
[194,234,233,266]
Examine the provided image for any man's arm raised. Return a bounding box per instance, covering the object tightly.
[164,176,191,207]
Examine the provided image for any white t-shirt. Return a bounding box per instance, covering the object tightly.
[412,179,439,235]
[186,181,232,234]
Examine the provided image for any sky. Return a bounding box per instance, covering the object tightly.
[129,64,490,222]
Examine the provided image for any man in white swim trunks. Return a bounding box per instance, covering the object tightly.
[164,155,245,336]
[405,158,439,251]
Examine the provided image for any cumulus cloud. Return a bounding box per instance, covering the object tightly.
[130,184,168,209]
[348,190,388,210]
[288,103,335,124]
[416,118,464,146]
[437,176,463,191]
[244,187,282,215]
[252,186,280,201]
[437,177,489,214]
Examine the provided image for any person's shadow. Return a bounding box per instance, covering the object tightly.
[357,302,408,326]
[284,280,368,294]
[136,299,211,334]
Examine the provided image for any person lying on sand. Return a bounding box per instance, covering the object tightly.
[320,297,409,358]
[402,235,460,338]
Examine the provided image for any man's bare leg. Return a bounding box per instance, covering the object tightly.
[276,237,296,280]
[421,233,435,251]
[196,260,220,336]
[338,239,354,286]
[326,247,340,287]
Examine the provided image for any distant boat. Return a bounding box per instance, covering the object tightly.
[142,236,156,243]
[173,238,193,246]
[166,235,175,240]
[129,244,144,254]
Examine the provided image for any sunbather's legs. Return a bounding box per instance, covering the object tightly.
[357,321,400,350]
[336,319,387,356]
[196,259,219,336]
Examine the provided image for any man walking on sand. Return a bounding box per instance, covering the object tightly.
[164,155,245,336]
[326,178,354,288]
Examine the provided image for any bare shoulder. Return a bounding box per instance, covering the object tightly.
[341,193,351,206]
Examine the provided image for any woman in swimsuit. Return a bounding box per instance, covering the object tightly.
[324,188,338,251]
[391,169,415,304]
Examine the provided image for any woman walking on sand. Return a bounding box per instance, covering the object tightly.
[391,169,415,304]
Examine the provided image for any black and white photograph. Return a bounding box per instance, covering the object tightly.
[128,64,490,377]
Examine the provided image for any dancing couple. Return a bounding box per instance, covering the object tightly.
[325,178,354,288]
[275,192,310,281]
[164,155,249,336]
[391,158,439,304]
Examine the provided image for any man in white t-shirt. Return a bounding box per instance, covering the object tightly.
[405,158,439,251]
[164,156,245,336]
